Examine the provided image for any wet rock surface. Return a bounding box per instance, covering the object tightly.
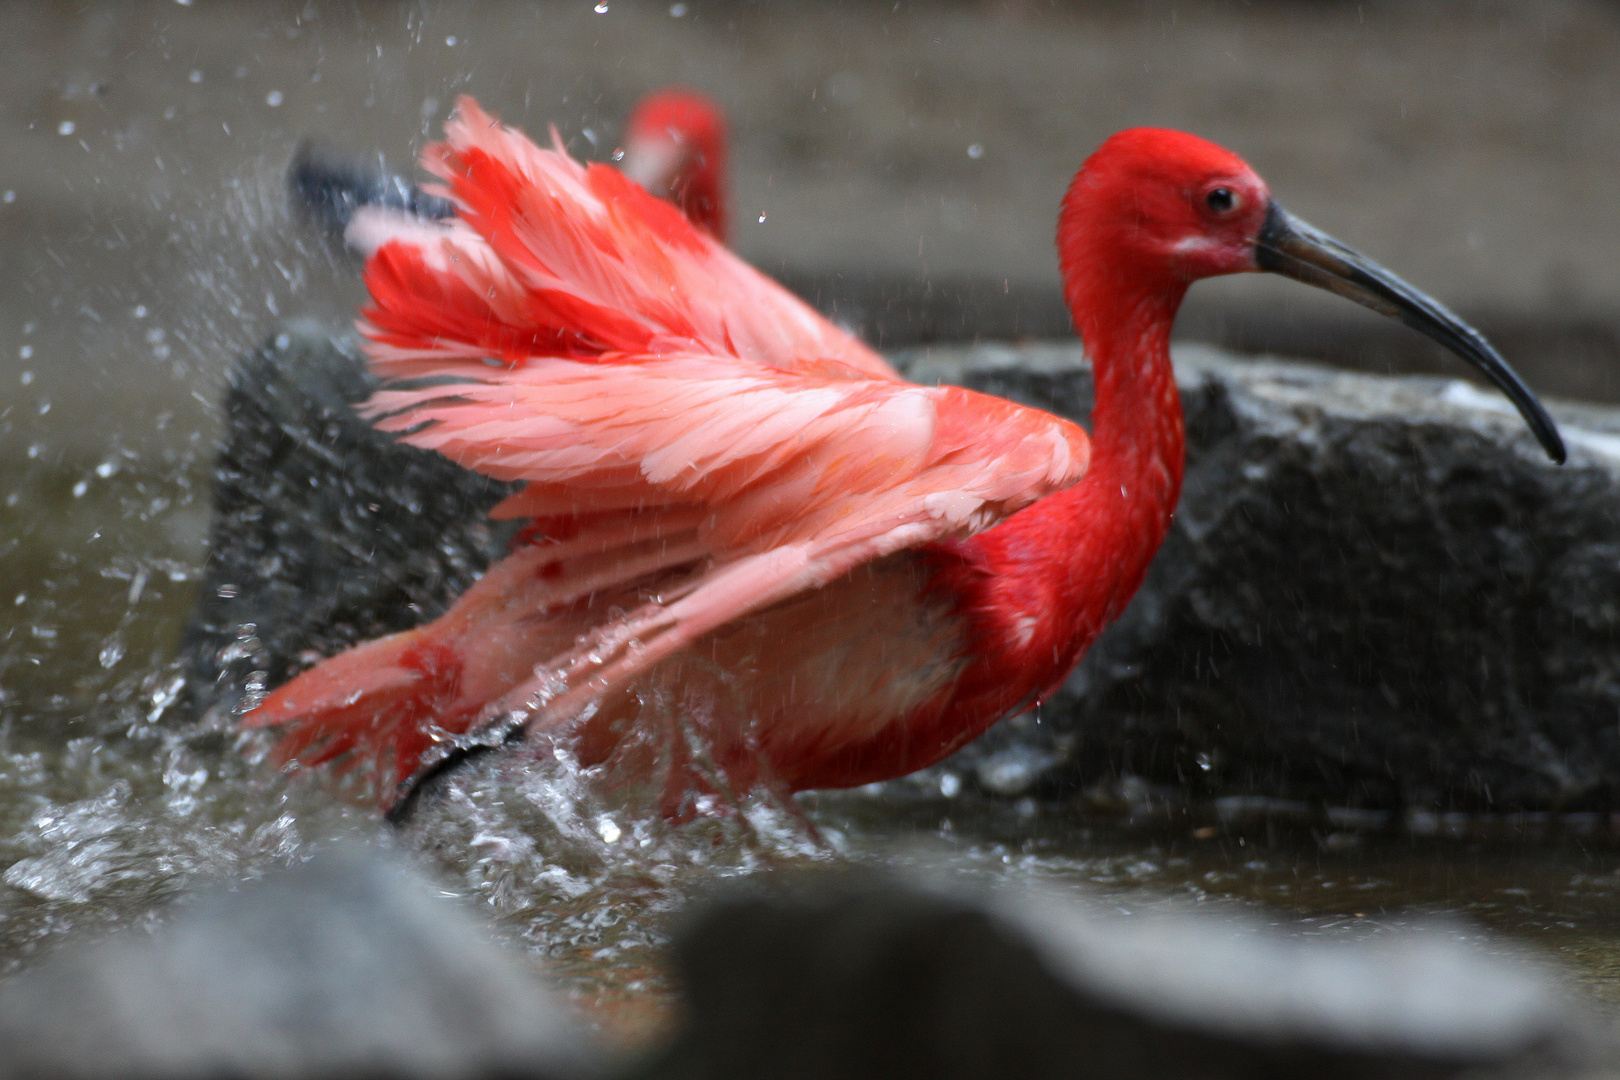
[903,342,1620,812]
[184,327,1620,812]
[0,850,597,1080]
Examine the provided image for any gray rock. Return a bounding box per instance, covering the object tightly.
[900,342,1620,811]
[643,872,1589,1080]
[0,849,597,1080]
[183,327,1620,811]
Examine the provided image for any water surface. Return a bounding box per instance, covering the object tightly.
[3,471,1619,1047]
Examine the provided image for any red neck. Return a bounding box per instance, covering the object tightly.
[1030,275,1186,634]
[673,161,726,242]
[938,273,1187,722]
[1069,276,1186,517]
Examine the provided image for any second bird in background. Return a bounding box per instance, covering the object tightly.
[289,86,730,254]
[619,89,728,242]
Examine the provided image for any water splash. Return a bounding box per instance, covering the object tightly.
[398,660,838,974]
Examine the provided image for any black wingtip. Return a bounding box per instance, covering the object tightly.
[288,141,455,251]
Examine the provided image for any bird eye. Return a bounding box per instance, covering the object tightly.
[1205,187,1239,214]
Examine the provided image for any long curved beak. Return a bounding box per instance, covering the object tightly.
[1255,202,1564,464]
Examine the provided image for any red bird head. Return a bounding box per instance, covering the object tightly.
[1058,127,1564,463]
[1059,128,1272,290]
[621,89,729,242]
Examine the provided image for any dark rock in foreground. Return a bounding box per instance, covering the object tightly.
[184,325,1620,811]
[646,873,1586,1080]
[902,343,1620,811]
[0,851,1590,1080]
[0,850,597,1080]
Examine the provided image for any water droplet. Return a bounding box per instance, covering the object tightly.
[967,143,984,159]
[939,772,961,797]
[274,332,291,350]
[37,400,50,416]
[669,1,687,14]
[757,212,767,223]
[2,191,14,204]
[445,35,457,46]
[19,345,32,360]
[594,1,608,12]
[57,121,75,136]
[133,305,147,318]
[13,594,24,605]
[188,70,202,84]
[71,479,87,498]
[265,90,283,107]
[94,460,118,479]
[18,370,31,384]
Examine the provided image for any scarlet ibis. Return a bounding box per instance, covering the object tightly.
[618,88,728,242]
[245,98,1563,815]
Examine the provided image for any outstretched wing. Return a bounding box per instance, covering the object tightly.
[360,96,897,382]
[355,96,1089,691]
[247,98,1089,805]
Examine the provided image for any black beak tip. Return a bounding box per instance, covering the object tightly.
[1545,431,1567,466]
[1510,386,1565,465]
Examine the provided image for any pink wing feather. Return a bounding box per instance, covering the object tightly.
[361,98,895,381]
[246,97,1089,805]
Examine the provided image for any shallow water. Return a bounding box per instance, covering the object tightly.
[5,471,1620,1048]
